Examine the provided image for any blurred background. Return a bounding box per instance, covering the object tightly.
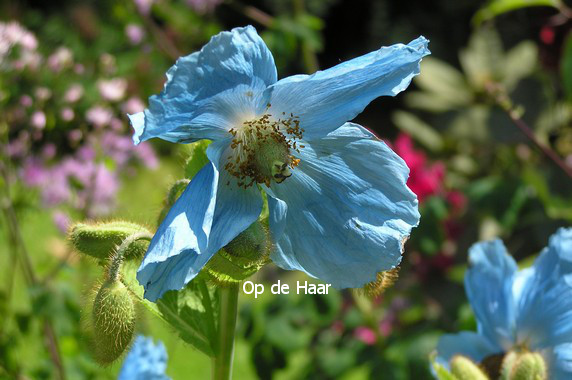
[1,0,571,378]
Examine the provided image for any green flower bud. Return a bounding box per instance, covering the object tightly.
[91,279,136,365]
[204,221,271,285]
[450,355,489,380]
[508,352,547,380]
[70,221,150,260]
[499,351,519,380]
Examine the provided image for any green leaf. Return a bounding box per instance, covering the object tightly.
[392,111,444,152]
[459,28,504,90]
[413,58,473,107]
[473,0,560,26]
[502,41,538,90]
[121,259,219,357]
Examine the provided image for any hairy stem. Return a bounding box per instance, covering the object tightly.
[107,232,153,282]
[212,284,239,380]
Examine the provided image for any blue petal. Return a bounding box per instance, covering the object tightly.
[204,139,263,252]
[137,162,218,301]
[266,122,419,288]
[131,25,276,145]
[119,335,170,380]
[465,240,518,350]
[515,228,572,349]
[265,37,429,140]
[137,141,263,301]
[549,343,572,380]
[435,332,500,370]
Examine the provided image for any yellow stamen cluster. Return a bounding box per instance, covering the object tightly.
[224,110,305,188]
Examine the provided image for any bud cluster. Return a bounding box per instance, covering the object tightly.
[69,220,152,364]
[434,351,547,380]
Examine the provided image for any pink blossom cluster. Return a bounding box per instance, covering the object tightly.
[1,20,158,233]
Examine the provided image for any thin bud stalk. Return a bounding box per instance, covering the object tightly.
[107,232,153,282]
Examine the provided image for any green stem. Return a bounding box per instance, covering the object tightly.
[107,232,153,282]
[212,284,239,380]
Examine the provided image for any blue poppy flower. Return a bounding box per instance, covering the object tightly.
[118,335,170,380]
[435,228,572,379]
[130,25,429,301]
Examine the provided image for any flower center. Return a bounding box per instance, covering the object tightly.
[224,111,304,188]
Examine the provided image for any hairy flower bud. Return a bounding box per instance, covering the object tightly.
[70,221,150,260]
[505,352,547,380]
[203,221,271,285]
[450,355,488,380]
[92,279,136,365]
[360,268,400,297]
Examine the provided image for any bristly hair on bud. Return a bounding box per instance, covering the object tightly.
[69,221,151,261]
[203,221,271,286]
[359,268,400,298]
[91,279,136,365]
[506,351,547,380]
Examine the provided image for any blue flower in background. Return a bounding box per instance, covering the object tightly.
[118,335,170,380]
[130,25,429,301]
[436,228,572,379]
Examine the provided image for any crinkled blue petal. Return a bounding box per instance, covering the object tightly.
[130,25,276,145]
[137,141,262,301]
[515,228,572,349]
[118,335,170,380]
[137,162,218,301]
[465,240,518,350]
[265,37,429,140]
[267,122,419,288]
[435,331,500,370]
[549,343,572,380]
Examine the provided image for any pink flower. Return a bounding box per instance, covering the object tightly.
[20,95,32,107]
[86,106,113,128]
[134,0,155,15]
[0,21,37,58]
[52,211,71,234]
[354,327,377,345]
[47,47,73,72]
[97,78,127,101]
[30,111,46,129]
[186,0,221,13]
[110,118,124,131]
[393,133,445,202]
[125,24,145,45]
[22,159,47,186]
[64,84,84,103]
[68,129,83,144]
[60,107,75,121]
[136,142,159,169]
[34,87,52,101]
[42,143,57,159]
[446,190,466,213]
[122,97,145,114]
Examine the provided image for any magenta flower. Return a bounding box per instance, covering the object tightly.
[393,133,444,202]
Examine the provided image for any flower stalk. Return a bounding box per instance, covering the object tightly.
[212,284,239,380]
